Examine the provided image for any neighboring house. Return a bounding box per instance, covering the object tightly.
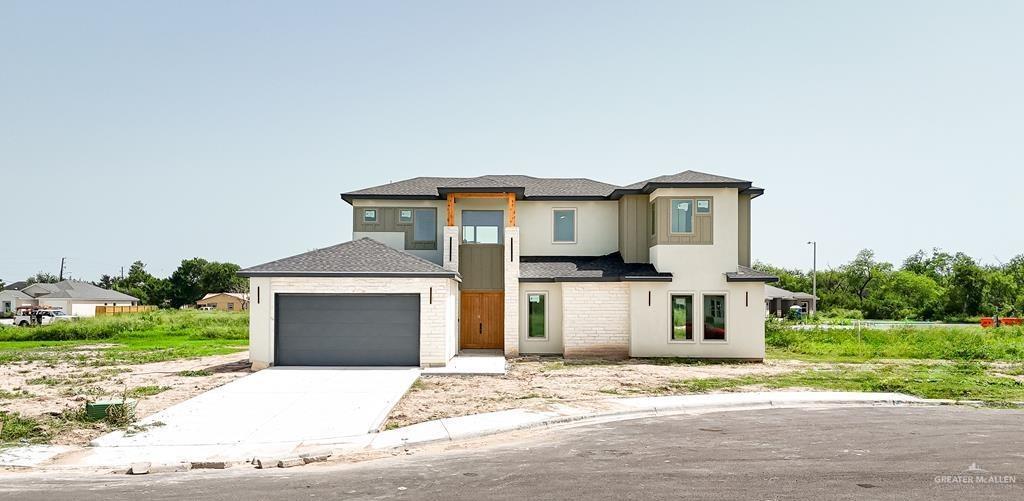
[764,284,818,318]
[0,289,34,315]
[196,292,249,311]
[240,171,778,369]
[19,280,140,317]
[3,281,29,292]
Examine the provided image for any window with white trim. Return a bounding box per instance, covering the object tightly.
[527,293,546,339]
[670,294,693,341]
[362,209,378,223]
[703,294,727,341]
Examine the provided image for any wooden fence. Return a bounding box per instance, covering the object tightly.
[94,305,158,316]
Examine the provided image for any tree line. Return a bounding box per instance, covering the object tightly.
[8,259,247,309]
[755,249,1024,321]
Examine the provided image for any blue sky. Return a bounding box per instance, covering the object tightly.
[2,1,1022,281]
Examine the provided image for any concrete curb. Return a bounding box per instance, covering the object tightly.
[10,391,982,473]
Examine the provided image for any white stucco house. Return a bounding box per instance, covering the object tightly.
[239,171,778,369]
[18,280,140,317]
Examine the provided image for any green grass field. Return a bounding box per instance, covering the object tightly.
[766,324,1024,362]
[0,309,248,365]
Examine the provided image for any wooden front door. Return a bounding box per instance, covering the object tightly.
[460,291,504,349]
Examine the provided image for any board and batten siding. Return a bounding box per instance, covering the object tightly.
[617,194,650,263]
[458,244,504,291]
[352,206,438,251]
[648,196,714,246]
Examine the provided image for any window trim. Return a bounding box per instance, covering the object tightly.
[668,291,697,344]
[411,208,437,244]
[551,207,577,244]
[398,208,414,225]
[525,291,548,340]
[700,292,729,343]
[695,197,712,214]
[669,198,695,235]
[362,208,379,224]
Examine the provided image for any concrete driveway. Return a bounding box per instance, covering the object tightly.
[68,367,419,466]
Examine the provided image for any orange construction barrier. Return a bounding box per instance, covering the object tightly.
[981,317,1022,328]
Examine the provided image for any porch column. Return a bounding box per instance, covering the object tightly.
[503,226,520,357]
[442,226,459,272]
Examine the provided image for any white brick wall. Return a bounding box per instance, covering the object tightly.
[442,226,459,272]
[562,282,630,358]
[504,227,520,357]
[248,276,458,367]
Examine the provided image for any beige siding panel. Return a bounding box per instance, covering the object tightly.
[738,193,751,267]
[459,244,504,291]
[353,207,437,251]
[653,196,714,245]
[617,195,650,263]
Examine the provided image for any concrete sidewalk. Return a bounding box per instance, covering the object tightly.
[13,390,942,472]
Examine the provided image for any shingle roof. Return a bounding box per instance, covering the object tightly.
[0,289,31,299]
[340,170,755,202]
[519,253,672,282]
[765,284,817,300]
[2,281,28,291]
[621,170,750,189]
[237,238,460,278]
[342,175,620,201]
[27,280,140,301]
[725,266,779,283]
[200,292,250,302]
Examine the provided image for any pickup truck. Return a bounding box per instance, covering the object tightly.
[13,306,76,327]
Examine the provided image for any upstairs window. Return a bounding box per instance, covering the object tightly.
[413,209,436,243]
[670,199,693,233]
[362,209,378,223]
[399,209,413,223]
[552,209,576,243]
[696,199,711,214]
[649,202,656,235]
[462,210,503,244]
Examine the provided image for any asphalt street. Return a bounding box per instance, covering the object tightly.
[1,406,1021,500]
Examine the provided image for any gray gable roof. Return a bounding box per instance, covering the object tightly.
[25,280,140,301]
[341,170,756,203]
[520,253,672,282]
[2,281,29,291]
[238,238,459,278]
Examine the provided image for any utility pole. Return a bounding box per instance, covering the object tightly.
[121,266,125,280]
[806,241,817,316]
[59,257,66,281]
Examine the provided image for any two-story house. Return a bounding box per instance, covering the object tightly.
[239,170,777,369]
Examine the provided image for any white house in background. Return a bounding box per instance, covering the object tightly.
[0,289,34,315]
[240,170,779,369]
[19,280,140,317]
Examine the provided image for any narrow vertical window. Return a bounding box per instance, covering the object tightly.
[527,293,546,338]
[649,202,656,235]
[703,294,727,341]
[670,294,693,341]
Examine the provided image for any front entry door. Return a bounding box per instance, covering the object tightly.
[460,291,504,349]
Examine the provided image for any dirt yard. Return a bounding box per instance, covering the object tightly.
[386,357,816,429]
[0,349,251,445]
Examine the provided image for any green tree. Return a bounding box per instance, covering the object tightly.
[26,272,59,285]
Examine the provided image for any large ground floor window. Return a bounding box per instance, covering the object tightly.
[703,294,727,341]
[670,294,693,341]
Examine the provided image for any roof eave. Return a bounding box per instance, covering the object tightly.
[519,275,672,283]
[726,275,780,283]
[237,271,461,281]
[340,193,441,205]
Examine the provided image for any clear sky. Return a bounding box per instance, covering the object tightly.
[2,1,1022,282]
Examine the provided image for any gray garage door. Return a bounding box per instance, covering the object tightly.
[275,294,420,366]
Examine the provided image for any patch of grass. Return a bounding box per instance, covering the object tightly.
[516,392,543,399]
[0,310,248,366]
[177,369,212,377]
[766,324,1024,362]
[128,385,170,397]
[26,376,65,386]
[666,362,1024,405]
[0,411,51,445]
[0,389,33,399]
[409,379,427,391]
